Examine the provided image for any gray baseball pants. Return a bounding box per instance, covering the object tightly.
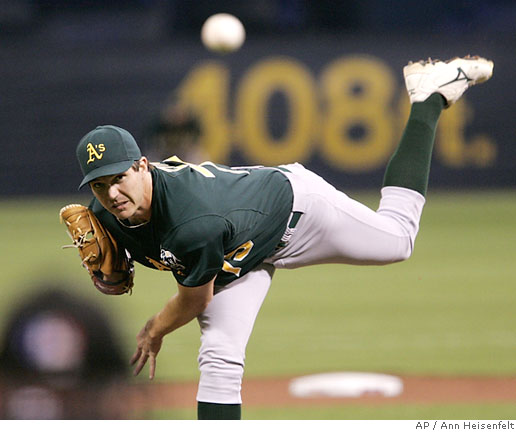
[196,162,425,403]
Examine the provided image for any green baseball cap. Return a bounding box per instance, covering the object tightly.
[76,125,142,189]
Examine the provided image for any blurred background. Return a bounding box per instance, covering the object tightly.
[1,0,515,194]
[0,0,515,420]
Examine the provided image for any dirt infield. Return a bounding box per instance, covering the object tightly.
[128,375,516,412]
[4,375,514,419]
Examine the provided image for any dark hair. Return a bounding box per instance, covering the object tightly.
[132,158,153,172]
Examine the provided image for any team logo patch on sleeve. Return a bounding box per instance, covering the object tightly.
[160,248,187,275]
[145,248,187,276]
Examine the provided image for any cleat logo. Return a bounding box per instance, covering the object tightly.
[439,67,472,88]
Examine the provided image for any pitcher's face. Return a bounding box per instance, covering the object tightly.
[90,158,152,223]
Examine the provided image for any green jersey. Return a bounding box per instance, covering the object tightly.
[91,159,293,287]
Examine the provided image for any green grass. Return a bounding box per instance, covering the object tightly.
[243,403,516,420]
[1,190,515,419]
[145,403,516,420]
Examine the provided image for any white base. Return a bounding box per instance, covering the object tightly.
[288,372,404,398]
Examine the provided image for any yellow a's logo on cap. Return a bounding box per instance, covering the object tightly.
[86,142,106,164]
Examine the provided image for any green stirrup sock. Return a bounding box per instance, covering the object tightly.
[197,402,242,420]
[383,93,446,196]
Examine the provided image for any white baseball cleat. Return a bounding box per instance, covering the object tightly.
[403,55,494,108]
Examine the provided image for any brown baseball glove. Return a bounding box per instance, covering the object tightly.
[59,204,134,295]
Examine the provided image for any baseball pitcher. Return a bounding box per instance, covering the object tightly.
[61,56,493,419]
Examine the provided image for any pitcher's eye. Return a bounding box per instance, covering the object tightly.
[91,182,104,190]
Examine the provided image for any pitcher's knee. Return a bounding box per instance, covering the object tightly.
[387,238,415,263]
[397,248,413,262]
[197,355,244,404]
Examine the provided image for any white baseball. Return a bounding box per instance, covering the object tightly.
[201,13,245,53]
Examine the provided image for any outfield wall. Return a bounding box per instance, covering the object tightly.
[1,30,513,195]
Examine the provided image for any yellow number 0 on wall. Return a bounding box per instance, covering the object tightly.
[236,57,317,165]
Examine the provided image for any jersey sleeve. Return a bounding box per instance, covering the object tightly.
[163,215,229,287]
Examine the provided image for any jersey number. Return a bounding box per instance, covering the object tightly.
[222,240,254,277]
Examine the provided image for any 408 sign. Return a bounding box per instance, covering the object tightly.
[171,55,496,172]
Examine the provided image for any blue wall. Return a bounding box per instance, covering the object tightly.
[1,7,514,195]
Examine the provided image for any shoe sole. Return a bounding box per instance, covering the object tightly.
[404,56,494,86]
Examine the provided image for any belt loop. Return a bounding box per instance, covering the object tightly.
[288,211,303,229]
